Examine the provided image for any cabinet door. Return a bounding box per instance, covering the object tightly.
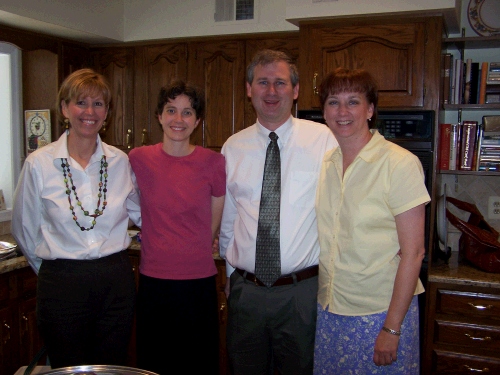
[92,48,135,152]
[245,34,300,128]
[188,40,246,152]
[299,19,429,110]
[18,296,45,366]
[0,305,18,375]
[135,43,188,147]
[60,43,91,82]
[16,266,45,367]
[215,259,229,375]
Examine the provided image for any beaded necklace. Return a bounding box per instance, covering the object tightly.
[60,155,108,231]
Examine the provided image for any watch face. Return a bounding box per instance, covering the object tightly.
[29,114,47,136]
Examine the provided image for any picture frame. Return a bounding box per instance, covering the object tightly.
[25,109,51,153]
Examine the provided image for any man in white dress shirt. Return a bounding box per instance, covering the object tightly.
[219,49,337,375]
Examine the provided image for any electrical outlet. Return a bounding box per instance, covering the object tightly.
[488,196,500,220]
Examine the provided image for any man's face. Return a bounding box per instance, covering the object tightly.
[246,61,299,131]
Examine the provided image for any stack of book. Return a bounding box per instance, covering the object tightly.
[486,62,500,104]
[478,136,500,171]
[478,115,500,171]
[441,56,500,105]
[439,116,500,172]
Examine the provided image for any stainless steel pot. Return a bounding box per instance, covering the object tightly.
[38,365,159,375]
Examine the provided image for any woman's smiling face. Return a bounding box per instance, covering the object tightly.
[61,94,108,139]
[322,91,374,141]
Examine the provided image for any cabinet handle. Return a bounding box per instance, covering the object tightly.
[463,364,490,372]
[2,321,11,343]
[219,301,227,323]
[22,314,29,332]
[468,302,493,310]
[465,333,492,341]
[126,129,132,149]
[142,128,148,146]
[313,72,319,95]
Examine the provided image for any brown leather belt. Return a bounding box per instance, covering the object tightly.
[235,265,318,287]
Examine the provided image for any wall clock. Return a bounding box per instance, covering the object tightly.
[25,109,51,154]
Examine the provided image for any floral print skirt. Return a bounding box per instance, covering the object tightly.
[313,296,420,375]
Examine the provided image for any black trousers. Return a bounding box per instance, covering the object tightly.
[37,251,136,369]
[136,273,220,375]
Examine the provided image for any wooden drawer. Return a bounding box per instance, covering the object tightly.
[435,320,500,353]
[437,289,500,320]
[432,350,500,374]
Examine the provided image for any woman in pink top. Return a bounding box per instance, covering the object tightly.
[129,80,226,375]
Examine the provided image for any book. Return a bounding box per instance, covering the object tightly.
[472,124,483,170]
[469,62,480,104]
[464,59,472,104]
[487,62,500,84]
[439,123,451,170]
[449,123,459,170]
[486,84,500,94]
[442,53,452,105]
[490,62,500,72]
[454,59,463,104]
[479,62,489,104]
[459,121,478,171]
[486,94,500,104]
[483,115,500,133]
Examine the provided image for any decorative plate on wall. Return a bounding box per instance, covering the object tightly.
[468,0,500,36]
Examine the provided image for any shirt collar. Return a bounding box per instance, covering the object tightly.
[327,129,384,163]
[52,131,117,164]
[256,115,294,148]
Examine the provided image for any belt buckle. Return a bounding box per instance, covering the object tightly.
[253,275,260,286]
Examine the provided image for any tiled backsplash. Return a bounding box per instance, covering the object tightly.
[438,174,500,252]
[0,220,11,236]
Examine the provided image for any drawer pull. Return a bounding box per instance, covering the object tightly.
[463,364,490,372]
[465,333,492,341]
[468,302,493,310]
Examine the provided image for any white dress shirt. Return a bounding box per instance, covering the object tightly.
[219,116,337,277]
[12,131,141,274]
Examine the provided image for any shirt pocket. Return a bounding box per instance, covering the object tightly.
[287,171,317,208]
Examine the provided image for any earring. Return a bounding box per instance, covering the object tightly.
[368,118,372,122]
[64,118,69,129]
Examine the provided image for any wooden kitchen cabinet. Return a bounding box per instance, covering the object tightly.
[0,266,45,375]
[133,43,188,148]
[215,259,229,375]
[92,47,136,152]
[187,39,247,152]
[244,33,300,127]
[298,16,443,110]
[423,257,500,374]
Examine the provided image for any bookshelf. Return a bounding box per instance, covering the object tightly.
[440,30,500,159]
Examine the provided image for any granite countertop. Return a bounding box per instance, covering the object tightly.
[0,233,29,274]
[0,232,223,275]
[428,251,500,289]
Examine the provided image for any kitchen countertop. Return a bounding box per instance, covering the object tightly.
[0,233,29,274]
[0,232,222,275]
[428,251,500,289]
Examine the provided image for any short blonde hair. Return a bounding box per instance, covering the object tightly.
[56,68,112,126]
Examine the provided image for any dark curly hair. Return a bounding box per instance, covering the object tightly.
[156,79,205,120]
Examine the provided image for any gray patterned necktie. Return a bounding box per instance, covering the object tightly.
[255,132,281,287]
